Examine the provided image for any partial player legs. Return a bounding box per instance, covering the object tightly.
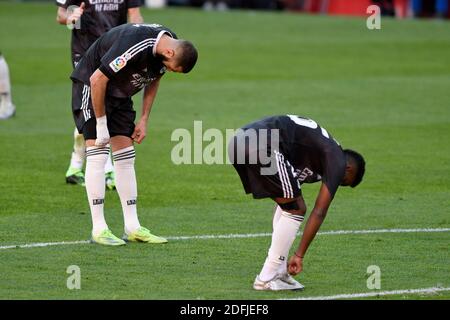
[87,135,166,244]
[83,135,167,245]
[66,127,116,188]
[254,197,306,291]
[110,136,167,244]
[0,54,16,120]
[84,140,125,246]
[65,128,86,186]
[112,144,141,235]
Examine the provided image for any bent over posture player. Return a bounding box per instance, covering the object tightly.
[229,115,365,290]
[71,23,198,245]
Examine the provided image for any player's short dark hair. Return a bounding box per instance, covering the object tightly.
[344,149,366,188]
[177,40,198,74]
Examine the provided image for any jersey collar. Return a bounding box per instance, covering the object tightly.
[153,30,173,57]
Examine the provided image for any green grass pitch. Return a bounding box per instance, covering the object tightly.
[0,2,449,300]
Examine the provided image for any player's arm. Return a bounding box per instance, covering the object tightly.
[56,2,85,25]
[132,76,161,144]
[127,7,144,24]
[89,69,110,146]
[288,183,333,275]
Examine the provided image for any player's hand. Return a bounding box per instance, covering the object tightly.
[68,2,85,25]
[288,255,303,276]
[132,120,147,144]
[95,115,110,146]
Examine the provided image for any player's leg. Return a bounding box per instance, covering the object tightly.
[243,146,305,290]
[66,59,85,185]
[0,53,16,120]
[272,204,282,230]
[273,198,306,276]
[73,81,124,246]
[84,133,125,246]
[107,102,167,244]
[229,132,304,290]
[109,135,140,234]
[255,196,305,290]
[84,138,124,246]
[65,127,86,186]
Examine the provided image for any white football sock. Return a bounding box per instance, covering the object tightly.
[104,152,114,174]
[272,205,287,275]
[273,205,283,231]
[113,146,140,234]
[0,55,15,118]
[85,145,109,236]
[0,55,11,101]
[69,128,85,170]
[259,211,304,282]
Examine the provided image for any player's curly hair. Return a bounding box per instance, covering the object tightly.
[177,40,198,74]
[344,149,366,188]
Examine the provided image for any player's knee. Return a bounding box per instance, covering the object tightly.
[278,198,306,216]
[85,139,96,148]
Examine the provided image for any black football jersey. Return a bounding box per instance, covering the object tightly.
[243,115,346,197]
[71,23,177,98]
[56,0,142,63]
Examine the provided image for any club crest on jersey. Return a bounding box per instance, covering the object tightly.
[109,56,127,73]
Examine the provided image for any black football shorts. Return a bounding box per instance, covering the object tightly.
[71,80,136,140]
[228,131,301,200]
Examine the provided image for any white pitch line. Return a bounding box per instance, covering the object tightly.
[166,232,272,241]
[0,240,90,250]
[316,227,450,236]
[0,227,449,251]
[281,287,450,300]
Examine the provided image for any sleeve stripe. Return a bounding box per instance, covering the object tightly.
[123,38,156,59]
[107,38,156,73]
[127,41,155,59]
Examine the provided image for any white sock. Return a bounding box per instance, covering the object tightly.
[259,211,304,282]
[272,206,287,275]
[0,55,14,117]
[104,152,114,174]
[69,128,85,170]
[273,205,283,231]
[113,146,140,234]
[85,145,109,236]
[0,55,12,100]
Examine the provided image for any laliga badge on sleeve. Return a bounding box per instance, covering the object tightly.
[109,56,127,73]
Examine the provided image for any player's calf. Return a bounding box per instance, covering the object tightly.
[85,144,110,237]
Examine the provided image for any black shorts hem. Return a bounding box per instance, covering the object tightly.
[72,80,136,140]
